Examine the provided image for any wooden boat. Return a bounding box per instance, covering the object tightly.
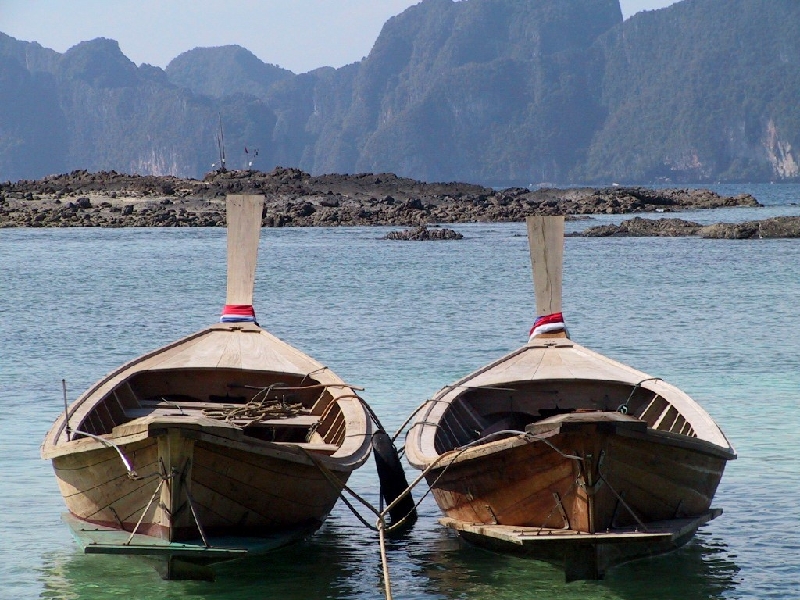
[41,195,374,580]
[404,216,736,581]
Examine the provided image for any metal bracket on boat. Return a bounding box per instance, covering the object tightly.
[596,454,649,532]
[485,505,499,525]
[576,452,605,496]
[160,397,186,415]
[553,492,571,530]
[109,506,125,529]
[179,458,211,549]
[610,491,625,529]
[534,491,572,535]
[71,430,139,479]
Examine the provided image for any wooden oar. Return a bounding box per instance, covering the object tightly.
[526,215,564,316]
[225,195,265,306]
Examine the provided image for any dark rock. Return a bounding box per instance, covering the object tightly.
[294,202,316,217]
[384,225,463,241]
[699,216,800,239]
[579,217,703,237]
[578,216,800,239]
[402,198,426,211]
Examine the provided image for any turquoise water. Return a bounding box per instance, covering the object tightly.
[1,185,799,599]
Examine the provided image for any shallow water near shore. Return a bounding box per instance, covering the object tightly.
[2,184,799,599]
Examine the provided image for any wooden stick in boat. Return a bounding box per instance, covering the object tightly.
[225,195,265,306]
[526,216,564,316]
[62,379,71,441]
[229,383,366,392]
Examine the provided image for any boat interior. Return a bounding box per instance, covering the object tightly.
[71,368,348,450]
[434,379,695,454]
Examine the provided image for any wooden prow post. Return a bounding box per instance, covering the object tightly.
[526,216,564,316]
[225,195,265,306]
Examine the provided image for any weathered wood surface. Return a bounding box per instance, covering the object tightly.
[527,215,564,316]
[440,510,722,581]
[439,510,721,543]
[52,428,348,542]
[225,195,264,306]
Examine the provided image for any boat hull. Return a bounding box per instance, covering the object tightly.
[52,424,350,577]
[425,418,729,578]
[429,427,727,529]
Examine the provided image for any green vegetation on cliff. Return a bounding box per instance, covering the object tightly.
[0,0,798,184]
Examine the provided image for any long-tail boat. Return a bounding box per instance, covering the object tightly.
[41,195,373,580]
[404,216,735,580]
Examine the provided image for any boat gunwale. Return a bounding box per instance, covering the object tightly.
[405,340,735,470]
[42,324,373,468]
[413,416,734,475]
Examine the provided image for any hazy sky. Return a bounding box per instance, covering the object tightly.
[1,0,679,73]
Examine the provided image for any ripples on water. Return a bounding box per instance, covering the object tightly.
[2,187,799,599]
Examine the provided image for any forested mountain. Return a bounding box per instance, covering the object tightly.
[165,45,293,99]
[584,0,800,182]
[1,0,798,184]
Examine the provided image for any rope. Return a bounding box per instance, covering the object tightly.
[298,366,330,387]
[378,519,392,600]
[120,458,214,549]
[125,477,165,545]
[617,377,662,414]
[184,482,211,547]
[358,397,386,433]
[175,458,212,547]
[338,492,379,532]
[391,397,433,443]
[298,422,587,599]
[597,459,649,532]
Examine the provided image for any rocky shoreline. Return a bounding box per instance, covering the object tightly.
[578,216,800,239]
[0,168,761,228]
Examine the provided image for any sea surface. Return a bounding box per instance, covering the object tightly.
[1,184,799,599]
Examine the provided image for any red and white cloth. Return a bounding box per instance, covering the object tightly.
[220,304,258,323]
[528,312,567,341]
